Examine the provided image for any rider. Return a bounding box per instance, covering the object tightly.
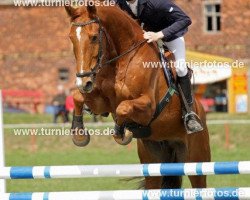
[116,0,203,133]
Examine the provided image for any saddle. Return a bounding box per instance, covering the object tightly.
[164,50,177,82]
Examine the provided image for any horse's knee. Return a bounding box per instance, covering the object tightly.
[72,89,84,115]
[116,101,133,118]
[72,89,84,103]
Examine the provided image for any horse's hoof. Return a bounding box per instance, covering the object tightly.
[113,129,133,145]
[72,130,90,147]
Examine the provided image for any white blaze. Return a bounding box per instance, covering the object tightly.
[76,27,82,41]
[75,27,84,86]
[76,77,83,87]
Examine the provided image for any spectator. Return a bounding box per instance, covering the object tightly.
[66,88,75,119]
[215,89,227,112]
[52,85,69,123]
[221,89,228,112]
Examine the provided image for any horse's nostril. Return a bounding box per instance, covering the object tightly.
[85,81,93,91]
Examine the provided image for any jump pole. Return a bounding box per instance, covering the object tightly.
[1,161,250,179]
[2,188,250,200]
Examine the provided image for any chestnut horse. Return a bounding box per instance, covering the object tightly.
[65,3,210,189]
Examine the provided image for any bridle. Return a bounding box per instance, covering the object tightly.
[72,17,147,78]
[72,18,103,78]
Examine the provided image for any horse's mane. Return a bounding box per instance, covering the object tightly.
[108,5,141,29]
[97,5,144,41]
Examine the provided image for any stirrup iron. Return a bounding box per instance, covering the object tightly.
[184,111,204,134]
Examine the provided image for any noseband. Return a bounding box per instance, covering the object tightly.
[72,17,147,79]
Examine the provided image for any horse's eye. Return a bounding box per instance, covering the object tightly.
[91,35,98,43]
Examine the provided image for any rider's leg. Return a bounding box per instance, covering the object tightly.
[164,37,203,133]
[164,37,187,77]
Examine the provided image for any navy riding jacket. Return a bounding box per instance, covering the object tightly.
[115,0,192,42]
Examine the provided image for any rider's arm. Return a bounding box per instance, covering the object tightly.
[153,0,192,40]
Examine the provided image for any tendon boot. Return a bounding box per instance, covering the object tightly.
[71,114,90,147]
[177,73,204,134]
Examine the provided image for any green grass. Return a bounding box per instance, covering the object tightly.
[206,112,250,120]
[5,129,140,192]
[3,113,114,124]
[2,113,250,192]
[4,113,53,124]
[4,112,250,124]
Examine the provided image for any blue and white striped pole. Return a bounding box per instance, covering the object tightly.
[2,188,250,200]
[1,161,250,179]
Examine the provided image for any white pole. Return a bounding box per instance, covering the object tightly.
[0,90,6,193]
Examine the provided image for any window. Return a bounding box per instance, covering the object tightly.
[58,68,69,82]
[204,1,221,33]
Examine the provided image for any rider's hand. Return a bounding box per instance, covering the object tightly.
[143,31,164,43]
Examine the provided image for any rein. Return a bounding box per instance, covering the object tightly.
[72,18,147,78]
[103,39,147,66]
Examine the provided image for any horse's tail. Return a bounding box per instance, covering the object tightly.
[121,177,145,189]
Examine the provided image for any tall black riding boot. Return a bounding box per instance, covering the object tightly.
[178,73,203,134]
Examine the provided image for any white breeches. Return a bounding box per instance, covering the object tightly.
[164,37,188,77]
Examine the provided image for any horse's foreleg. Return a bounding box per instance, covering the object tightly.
[73,89,84,116]
[114,95,154,145]
[116,95,154,126]
[71,89,90,147]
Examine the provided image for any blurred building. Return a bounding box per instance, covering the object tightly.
[0,0,249,113]
[0,1,74,113]
[176,0,250,113]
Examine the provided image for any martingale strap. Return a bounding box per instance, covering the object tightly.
[147,46,178,125]
[149,85,177,125]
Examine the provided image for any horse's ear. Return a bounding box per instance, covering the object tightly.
[87,2,97,17]
[65,4,82,20]
[65,6,75,17]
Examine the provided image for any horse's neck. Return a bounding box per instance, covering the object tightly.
[98,7,143,54]
[96,7,170,110]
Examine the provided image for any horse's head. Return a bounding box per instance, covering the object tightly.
[65,4,102,93]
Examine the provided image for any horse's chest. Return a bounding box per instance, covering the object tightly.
[114,80,137,101]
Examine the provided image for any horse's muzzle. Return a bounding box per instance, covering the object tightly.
[77,81,94,93]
